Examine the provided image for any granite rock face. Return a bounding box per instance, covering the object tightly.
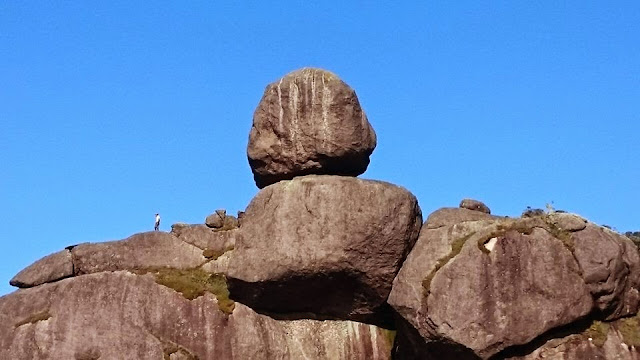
[247,68,377,188]
[0,271,393,360]
[10,250,73,288]
[10,232,208,288]
[72,231,207,275]
[226,175,422,325]
[388,211,640,359]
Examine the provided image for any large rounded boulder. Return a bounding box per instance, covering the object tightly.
[247,68,377,188]
[388,208,640,359]
[226,175,422,325]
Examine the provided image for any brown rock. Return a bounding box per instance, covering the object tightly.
[425,207,496,229]
[506,317,640,359]
[72,231,206,275]
[459,198,491,214]
[247,68,377,188]
[546,212,587,231]
[9,250,73,288]
[171,223,236,253]
[0,271,393,359]
[389,215,595,359]
[226,175,422,325]
[205,209,226,228]
[572,224,640,319]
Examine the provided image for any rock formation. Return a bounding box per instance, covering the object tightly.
[247,68,376,188]
[226,175,422,326]
[389,208,640,359]
[2,68,639,360]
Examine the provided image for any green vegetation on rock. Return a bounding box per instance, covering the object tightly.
[136,267,235,314]
[422,232,476,296]
[618,314,640,347]
[584,320,610,347]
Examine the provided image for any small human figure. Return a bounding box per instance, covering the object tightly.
[154,213,161,231]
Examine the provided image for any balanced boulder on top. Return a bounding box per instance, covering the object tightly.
[247,68,377,188]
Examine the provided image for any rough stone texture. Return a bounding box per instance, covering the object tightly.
[507,321,640,360]
[205,210,226,228]
[459,198,491,214]
[388,212,640,359]
[9,250,73,288]
[572,224,640,320]
[0,271,393,359]
[247,68,377,188]
[226,175,422,325]
[546,212,587,232]
[424,207,496,229]
[171,223,236,253]
[72,231,206,275]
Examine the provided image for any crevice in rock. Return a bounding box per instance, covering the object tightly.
[488,310,640,359]
[421,231,476,297]
[14,310,52,328]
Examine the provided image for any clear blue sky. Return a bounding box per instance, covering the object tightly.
[2,2,639,296]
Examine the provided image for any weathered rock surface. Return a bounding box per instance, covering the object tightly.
[9,250,73,288]
[572,224,640,320]
[424,207,496,229]
[171,223,236,254]
[73,231,206,275]
[226,175,422,325]
[389,211,640,359]
[506,317,640,359]
[205,209,227,228]
[247,68,377,188]
[0,271,393,359]
[459,198,491,214]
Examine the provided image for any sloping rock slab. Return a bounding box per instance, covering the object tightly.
[226,175,422,325]
[247,68,377,188]
[171,223,236,252]
[0,271,393,359]
[10,250,73,288]
[73,231,206,275]
[389,215,601,359]
[424,207,497,229]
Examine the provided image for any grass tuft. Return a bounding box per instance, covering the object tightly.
[584,320,610,347]
[135,267,235,314]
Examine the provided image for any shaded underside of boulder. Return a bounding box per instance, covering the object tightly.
[389,211,640,359]
[0,271,393,360]
[226,175,422,326]
[247,68,377,188]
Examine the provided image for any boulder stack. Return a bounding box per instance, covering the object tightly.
[247,68,377,188]
[2,68,639,360]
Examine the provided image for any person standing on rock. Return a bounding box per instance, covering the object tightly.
[154,213,161,231]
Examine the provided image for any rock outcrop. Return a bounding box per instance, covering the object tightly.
[3,68,639,360]
[226,175,422,326]
[389,209,640,359]
[0,271,393,359]
[247,68,377,188]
